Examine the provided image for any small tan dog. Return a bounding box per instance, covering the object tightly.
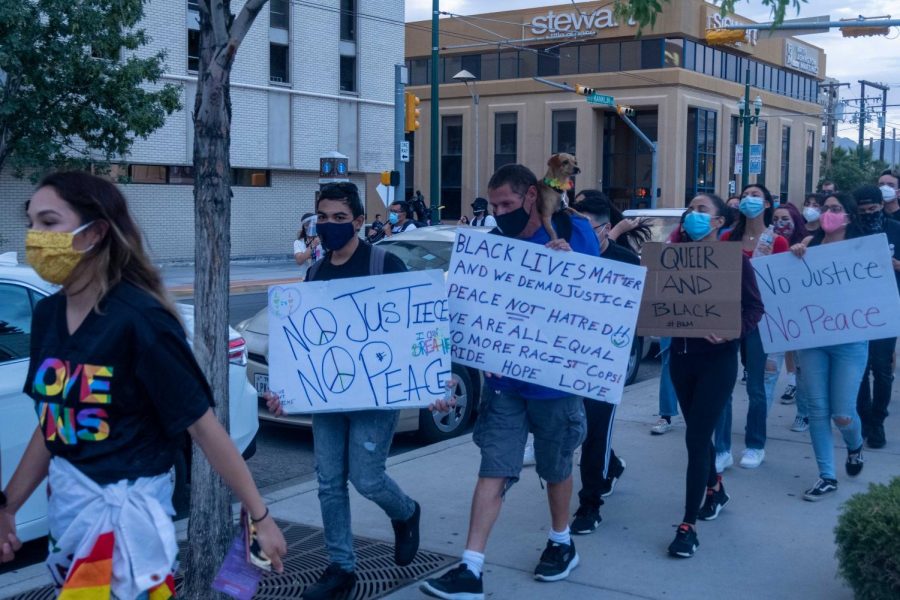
[537,153,580,241]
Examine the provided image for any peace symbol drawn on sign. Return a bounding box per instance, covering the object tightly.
[303,307,338,346]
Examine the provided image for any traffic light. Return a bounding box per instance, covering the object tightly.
[380,171,400,186]
[616,104,635,117]
[705,28,747,45]
[574,84,596,96]
[840,25,890,37]
[404,92,421,133]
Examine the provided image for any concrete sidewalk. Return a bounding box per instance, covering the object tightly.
[2,369,896,599]
[161,260,302,297]
[264,370,897,600]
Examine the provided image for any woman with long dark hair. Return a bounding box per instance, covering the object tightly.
[790,192,868,500]
[715,183,789,471]
[574,189,652,254]
[3,172,286,595]
[667,192,764,557]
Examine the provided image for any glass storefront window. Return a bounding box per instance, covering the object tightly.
[579,44,599,73]
[461,54,481,79]
[664,38,683,68]
[519,50,537,78]
[559,46,578,75]
[780,125,791,202]
[684,40,695,70]
[757,119,768,186]
[685,107,717,202]
[494,112,517,171]
[599,43,620,72]
[805,129,815,194]
[621,40,641,70]
[641,39,664,69]
[552,110,577,155]
[480,52,497,81]
[441,115,463,220]
[537,47,559,77]
[498,50,517,79]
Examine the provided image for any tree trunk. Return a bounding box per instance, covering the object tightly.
[184,6,234,598]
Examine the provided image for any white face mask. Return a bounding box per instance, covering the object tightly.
[880,185,897,202]
[802,207,820,222]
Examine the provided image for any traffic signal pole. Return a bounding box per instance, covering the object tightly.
[429,0,440,224]
[395,65,406,203]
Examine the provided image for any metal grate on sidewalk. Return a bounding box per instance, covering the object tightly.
[7,519,455,600]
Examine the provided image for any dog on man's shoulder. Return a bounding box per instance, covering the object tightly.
[536,153,580,241]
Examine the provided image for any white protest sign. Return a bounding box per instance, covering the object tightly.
[267,270,452,413]
[751,234,900,353]
[447,229,646,404]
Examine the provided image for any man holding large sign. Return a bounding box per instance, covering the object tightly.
[265,183,423,600]
[422,165,603,600]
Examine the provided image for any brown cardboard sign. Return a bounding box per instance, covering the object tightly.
[636,242,743,339]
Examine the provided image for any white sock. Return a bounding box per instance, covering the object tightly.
[787,372,796,386]
[461,549,485,578]
[549,526,571,546]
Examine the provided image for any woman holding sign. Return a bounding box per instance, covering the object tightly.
[790,192,868,501]
[667,193,764,558]
[4,172,287,596]
[715,183,789,470]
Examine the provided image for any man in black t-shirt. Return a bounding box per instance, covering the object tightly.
[268,183,417,600]
[854,185,900,449]
[567,193,640,534]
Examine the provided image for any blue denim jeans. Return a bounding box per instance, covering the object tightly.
[658,337,678,417]
[797,342,868,481]
[715,327,773,452]
[313,410,416,571]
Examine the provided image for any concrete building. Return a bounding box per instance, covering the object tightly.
[0,0,403,263]
[404,0,826,218]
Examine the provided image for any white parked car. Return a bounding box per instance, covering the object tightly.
[0,253,259,541]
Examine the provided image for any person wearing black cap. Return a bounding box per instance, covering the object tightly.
[471,197,497,227]
[854,184,900,449]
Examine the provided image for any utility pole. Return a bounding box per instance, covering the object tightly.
[738,67,762,190]
[394,65,406,201]
[820,81,848,176]
[429,0,440,224]
[879,87,888,162]
[858,80,889,165]
[893,128,897,167]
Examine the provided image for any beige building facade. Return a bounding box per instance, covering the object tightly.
[404,0,826,218]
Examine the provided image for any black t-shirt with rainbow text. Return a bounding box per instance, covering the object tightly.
[23,282,214,485]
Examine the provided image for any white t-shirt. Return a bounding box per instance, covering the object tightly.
[472,214,497,227]
[293,239,322,262]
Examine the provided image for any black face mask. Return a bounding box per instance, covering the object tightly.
[495,206,531,238]
[859,210,885,233]
[317,221,357,251]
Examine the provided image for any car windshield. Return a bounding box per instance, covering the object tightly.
[640,217,683,244]
[378,240,453,272]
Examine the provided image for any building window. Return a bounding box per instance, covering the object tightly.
[340,55,357,92]
[683,40,696,70]
[664,39,683,68]
[498,50,518,79]
[757,119,767,187]
[559,46,578,75]
[409,58,430,85]
[233,169,271,187]
[270,0,289,29]
[620,41,641,70]
[340,0,356,41]
[187,0,199,11]
[599,43,620,72]
[441,115,463,220]
[805,129,815,194]
[552,110,577,155]
[494,112,517,171]
[129,165,168,184]
[461,54,482,79]
[270,43,289,83]
[602,110,658,210]
[685,108,717,203]
[169,166,194,185]
[519,50,537,79]
[441,55,461,84]
[579,44,599,73]
[188,29,200,72]
[780,125,791,202]
[537,47,559,77]
[641,39,664,69]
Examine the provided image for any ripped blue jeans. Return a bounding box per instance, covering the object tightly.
[313,410,416,571]
[796,342,868,481]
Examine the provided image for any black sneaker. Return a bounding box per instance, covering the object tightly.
[780,384,797,403]
[301,564,356,600]
[571,506,601,535]
[392,500,420,566]
[803,478,838,502]
[599,456,626,497]
[698,482,730,521]
[667,524,699,558]
[533,540,579,582]
[846,447,864,477]
[420,564,484,600]
[867,423,886,449]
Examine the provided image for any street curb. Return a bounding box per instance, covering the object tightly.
[168,277,301,299]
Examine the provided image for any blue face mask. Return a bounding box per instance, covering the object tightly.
[683,211,714,241]
[317,221,357,252]
[388,212,399,225]
[739,196,766,219]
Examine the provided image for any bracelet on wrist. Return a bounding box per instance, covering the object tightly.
[250,507,269,524]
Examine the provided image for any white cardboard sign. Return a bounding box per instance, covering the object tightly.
[267,270,452,413]
[447,230,646,404]
[751,234,900,353]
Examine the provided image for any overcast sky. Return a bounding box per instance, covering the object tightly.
[406,0,900,154]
